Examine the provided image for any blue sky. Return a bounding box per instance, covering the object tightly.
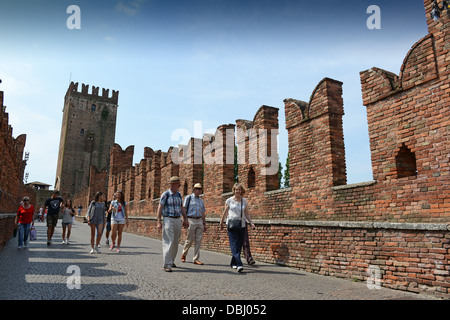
[0,0,428,187]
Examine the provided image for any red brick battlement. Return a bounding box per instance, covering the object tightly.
[74,0,449,298]
[66,81,119,104]
[0,85,36,249]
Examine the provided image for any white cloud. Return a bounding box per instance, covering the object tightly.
[105,36,116,42]
[115,0,146,16]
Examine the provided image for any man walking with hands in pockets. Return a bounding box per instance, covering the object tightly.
[156,176,189,272]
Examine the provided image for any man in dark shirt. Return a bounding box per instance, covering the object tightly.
[44,190,63,245]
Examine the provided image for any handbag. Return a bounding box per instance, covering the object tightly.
[227,200,243,231]
[30,226,37,241]
[86,201,95,220]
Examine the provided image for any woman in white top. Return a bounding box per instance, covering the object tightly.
[108,191,128,252]
[61,199,75,244]
[220,183,255,272]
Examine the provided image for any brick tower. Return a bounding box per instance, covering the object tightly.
[55,82,119,199]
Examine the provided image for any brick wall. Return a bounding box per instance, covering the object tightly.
[72,165,108,216]
[0,86,36,249]
[74,0,449,298]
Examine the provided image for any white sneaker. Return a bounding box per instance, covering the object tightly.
[237,266,244,273]
[95,246,101,253]
[62,240,66,244]
[90,247,95,254]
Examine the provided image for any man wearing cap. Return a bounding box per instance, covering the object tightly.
[156,176,189,272]
[180,183,207,265]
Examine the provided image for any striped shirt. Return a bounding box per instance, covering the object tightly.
[184,194,206,218]
[160,189,183,217]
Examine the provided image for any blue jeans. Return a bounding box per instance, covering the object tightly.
[18,223,31,246]
[227,227,245,267]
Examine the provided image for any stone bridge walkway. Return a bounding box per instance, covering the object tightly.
[0,221,432,302]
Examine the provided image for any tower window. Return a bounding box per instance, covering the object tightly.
[395,143,417,178]
[80,129,84,135]
[90,104,96,111]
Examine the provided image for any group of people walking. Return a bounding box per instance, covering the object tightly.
[157,176,256,273]
[15,176,257,273]
[85,190,128,253]
[14,190,129,254]
[14,192,75,248]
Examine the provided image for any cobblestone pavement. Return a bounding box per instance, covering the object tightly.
[0,222,434,302]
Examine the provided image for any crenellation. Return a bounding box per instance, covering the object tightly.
[81,83,88,94]
[66,81,119,104]
[399,34,438,91]
[68,0,449,298]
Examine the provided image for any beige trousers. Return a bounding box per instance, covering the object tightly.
[162,216,182,268]
[181,218,204,262]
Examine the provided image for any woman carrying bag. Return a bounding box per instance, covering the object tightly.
[15,196,35,249]
[220,183,255,272]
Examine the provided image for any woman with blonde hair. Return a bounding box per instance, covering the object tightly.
[108,190,128,253]
[220,183,255,272]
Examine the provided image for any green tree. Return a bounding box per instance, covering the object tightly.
[278,159,283,189]
[284,154,290,188]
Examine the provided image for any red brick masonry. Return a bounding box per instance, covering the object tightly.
[73,0,449,298]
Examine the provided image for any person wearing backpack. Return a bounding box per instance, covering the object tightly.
[43,190,63,246]
[180,183,207,265]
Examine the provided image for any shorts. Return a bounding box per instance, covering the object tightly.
[46,215,58,227]
[111,220,126,225]
[62,222,72,226]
